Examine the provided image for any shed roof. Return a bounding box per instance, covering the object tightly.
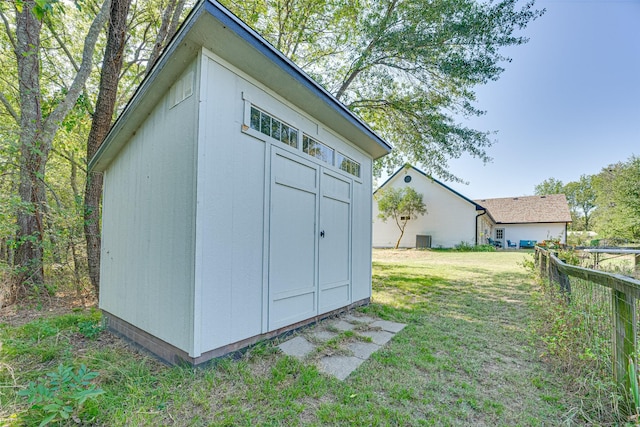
[89,0,391,172]
[474,194,572,224]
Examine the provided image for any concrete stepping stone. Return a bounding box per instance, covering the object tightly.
[310,330,337,342]
[277,313,407,380]
[318,356,364,381]
[348,341,381,359]
[278,336,315,359]
[328,319,355,331]
[360,330,395,345]
[370,320,406,333]
[343,314,376,324]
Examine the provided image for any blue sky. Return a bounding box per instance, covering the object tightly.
[441,0,640,199]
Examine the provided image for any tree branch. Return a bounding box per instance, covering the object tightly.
[0,7,16,52]
[45,18,80,72]
[44,0,111,137]
[0,91,19,123]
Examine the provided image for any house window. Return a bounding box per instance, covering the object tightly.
[336,152,360,178]
[303,135,334,165]
[496,229,504,239]
[250,106,298,148]
[400,216,410,221]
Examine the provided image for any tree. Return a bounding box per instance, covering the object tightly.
[534,177,564,196]
[221,0,544,181]
[0,0,110,300]
[84,0,133,296]
[593,157,640,240]
[564,174,596,231]
[376,186,427,249]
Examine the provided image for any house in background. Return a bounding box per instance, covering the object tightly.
[474,194,572,248]
[372,165,487,248]
[89,0,391,365]
[372,166,571,249]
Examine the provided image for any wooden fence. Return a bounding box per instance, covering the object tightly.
[535,246,640,402]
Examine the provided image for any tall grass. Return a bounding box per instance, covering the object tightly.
[2,250,584,425]
[528,253,623,424]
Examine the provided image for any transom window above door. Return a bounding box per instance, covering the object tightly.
[247,103,361,178]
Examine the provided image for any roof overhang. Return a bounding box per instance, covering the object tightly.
[90,0,391,172]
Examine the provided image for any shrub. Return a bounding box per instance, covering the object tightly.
[453,242,496,252]
[17,364,104,426]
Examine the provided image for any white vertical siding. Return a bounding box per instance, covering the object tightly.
[197,56,266,351]
[373,170,478,248]
[352,160,373,302]
[196,51,374,354]
[502,223,567,245]
[100,62,199,353]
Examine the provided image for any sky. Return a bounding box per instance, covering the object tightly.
[438,0,640,200]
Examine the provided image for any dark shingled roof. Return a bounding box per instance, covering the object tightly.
[474,194,572,224]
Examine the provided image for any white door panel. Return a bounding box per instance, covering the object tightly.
[268,149,352,329]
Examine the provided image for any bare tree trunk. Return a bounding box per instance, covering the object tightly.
[147,0,187,74]
[84,0,132,297]
[14,1,46,293]
[68,152,85,303]
[10,0,111,302]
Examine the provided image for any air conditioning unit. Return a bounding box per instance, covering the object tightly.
[416,235,432,249]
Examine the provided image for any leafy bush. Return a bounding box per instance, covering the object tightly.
[453,242,496,252]
[17,364,104,426]
[77,320,104,340]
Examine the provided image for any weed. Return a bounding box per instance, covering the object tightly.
[77,320,104,340]
[17,364,104,426]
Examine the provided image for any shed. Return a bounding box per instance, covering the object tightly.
[89,0,391,365]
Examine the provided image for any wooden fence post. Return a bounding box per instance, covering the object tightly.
[612,289,637,402]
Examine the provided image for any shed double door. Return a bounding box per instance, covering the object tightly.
[268,148,352,330]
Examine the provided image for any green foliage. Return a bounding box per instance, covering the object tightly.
[564,175,597,231]
[223,0,544,181]
[534,177,564,196]
[534,176,597,232]
[17,364,104,426]
[376,183,427,248]
[629,358,640,421]
[77,319,104,340]
[453,242,496,252]
[593,156,640,240]
[556,249,579,266]
[531,257,624,421]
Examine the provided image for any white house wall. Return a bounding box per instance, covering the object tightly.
[498,223,567,246]
[100,61,199,353]
[195,50,373,355]
[373,169,478,248]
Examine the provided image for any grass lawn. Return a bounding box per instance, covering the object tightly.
[1,249,572,426]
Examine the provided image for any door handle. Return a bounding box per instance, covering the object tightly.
[320,230,325,238]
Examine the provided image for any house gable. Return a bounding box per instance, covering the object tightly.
[373,165,484,248]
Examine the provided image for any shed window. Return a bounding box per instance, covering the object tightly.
[336,152,360,178]
[250,106,298,148]
[303,135,334,165]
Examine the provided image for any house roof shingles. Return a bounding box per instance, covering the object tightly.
[474,194,572,224]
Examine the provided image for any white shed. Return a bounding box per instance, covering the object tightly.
[89,0,391,365]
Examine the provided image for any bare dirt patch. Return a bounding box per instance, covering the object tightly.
[0,291,97,327]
